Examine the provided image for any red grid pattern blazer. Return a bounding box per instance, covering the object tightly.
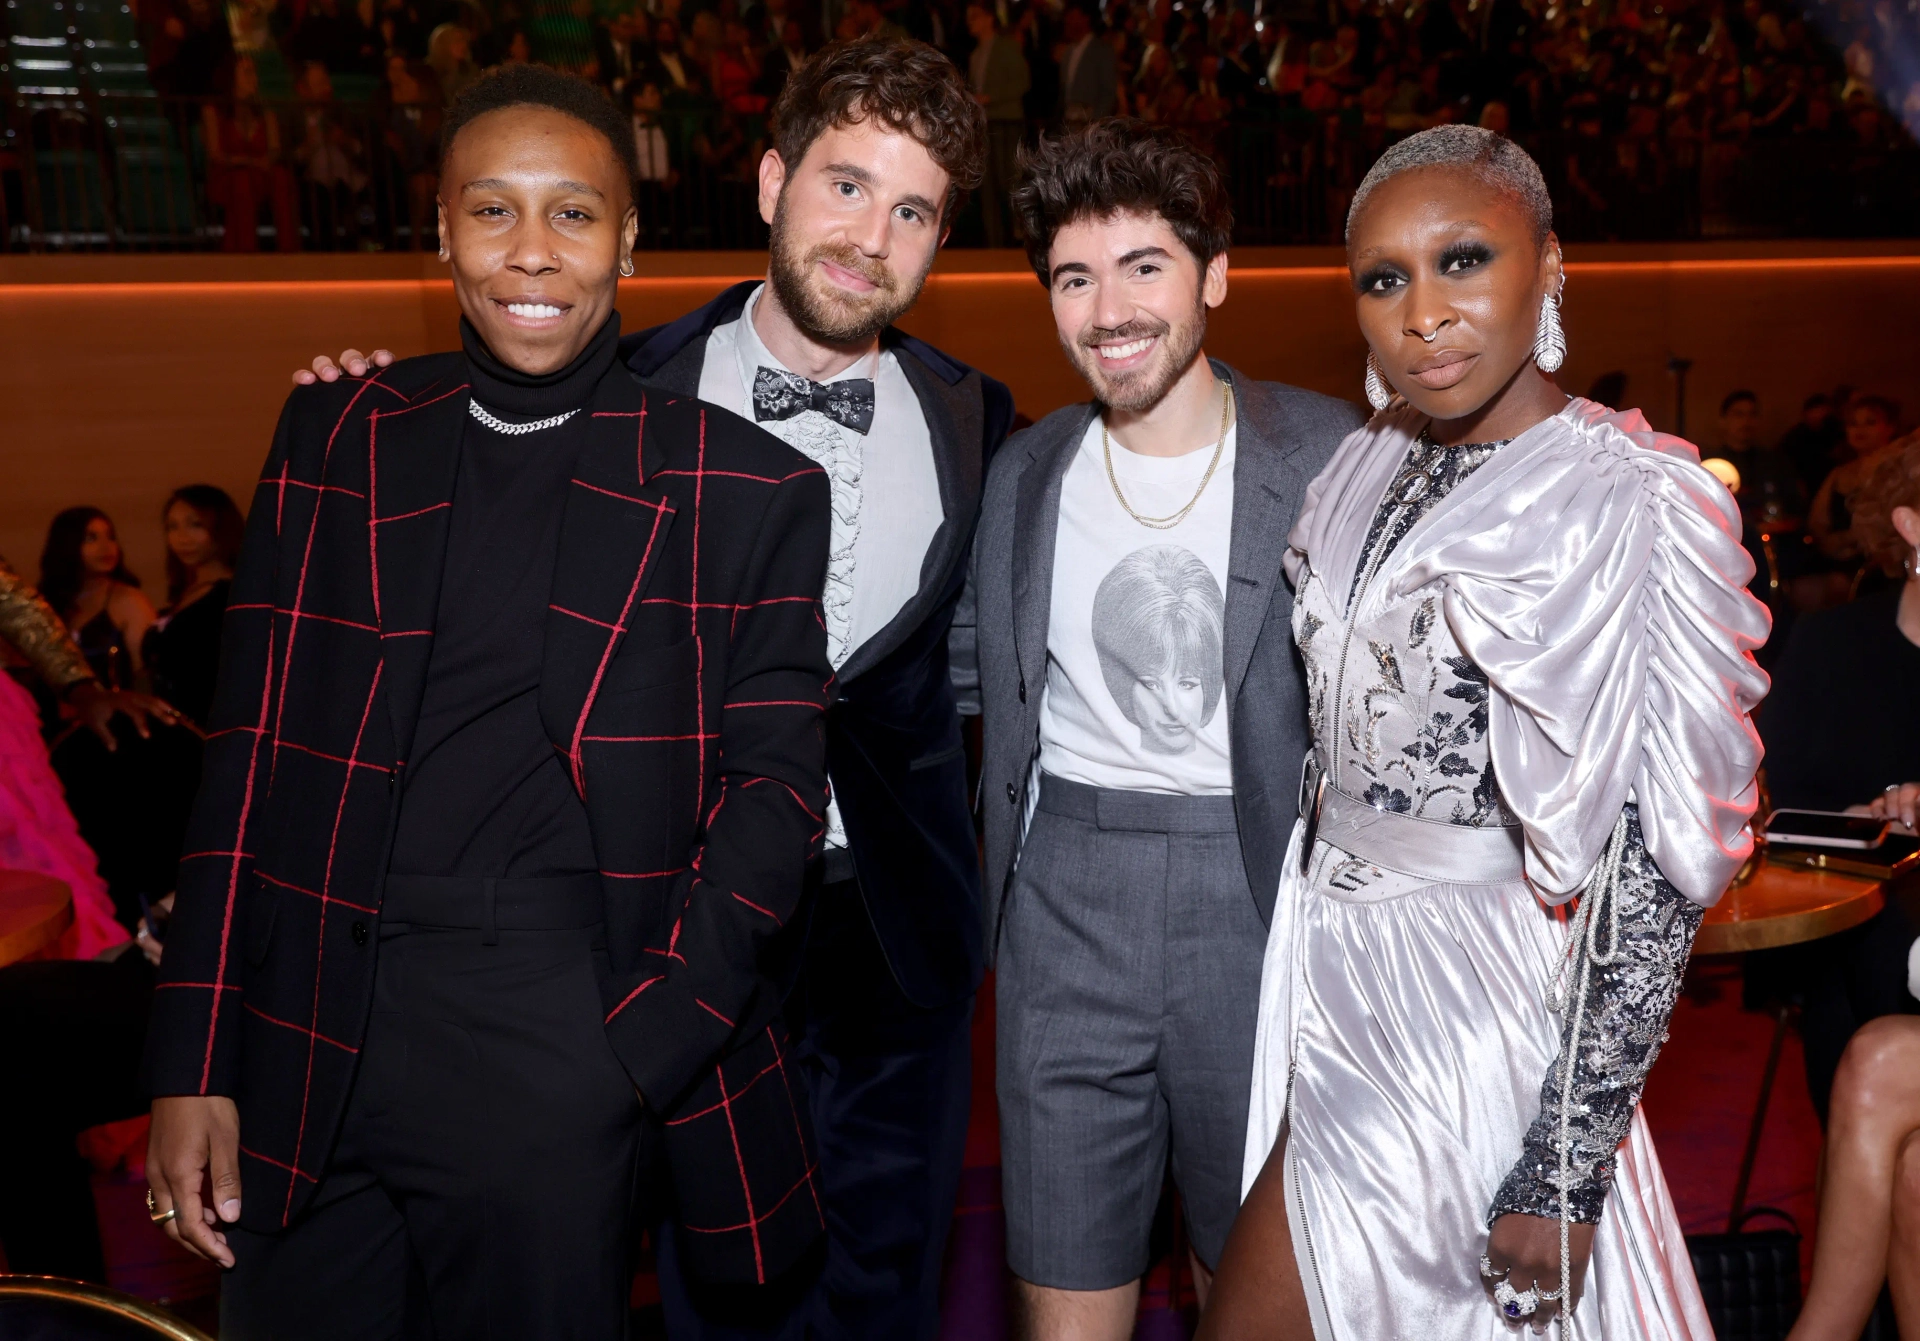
[144,353,833,1285]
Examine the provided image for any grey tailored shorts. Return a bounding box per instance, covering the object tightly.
[996,773,1268,1290]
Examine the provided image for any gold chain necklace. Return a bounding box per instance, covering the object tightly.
[1101,382,1234,531]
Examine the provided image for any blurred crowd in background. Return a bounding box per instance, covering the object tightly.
[4,0,1920,248]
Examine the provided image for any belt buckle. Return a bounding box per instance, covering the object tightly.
[1298,755,1327,875]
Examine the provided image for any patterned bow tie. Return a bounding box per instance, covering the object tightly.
[752,367,876,435]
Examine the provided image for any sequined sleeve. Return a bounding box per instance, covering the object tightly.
[0,556,94,693]
[1488,803,1702,1225]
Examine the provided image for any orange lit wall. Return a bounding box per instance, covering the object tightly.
[2,241,1916,585]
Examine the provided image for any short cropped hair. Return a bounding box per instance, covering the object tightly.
[440,64,639,199]
[1345,124,1553,248]
[1013,119,1233,285]
[770,36,985,223]
[1721,389,1759,414]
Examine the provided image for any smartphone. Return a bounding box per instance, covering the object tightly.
[1764,808,1892,851]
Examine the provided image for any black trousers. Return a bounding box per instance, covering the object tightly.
[222,882,642,1341]
[658,875,974,1341]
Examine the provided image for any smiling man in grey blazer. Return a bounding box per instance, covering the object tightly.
[959,119,1365,1341]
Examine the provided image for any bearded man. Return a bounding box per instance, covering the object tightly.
[964,121,1365,1341]
[301,35,1011,1341]
[624,45,1011,1341]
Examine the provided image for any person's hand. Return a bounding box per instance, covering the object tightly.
[292,348,395,386]
[147,1095,242,1268]
[135,892,175,967]
[1484,1213,1596,1332]
[65,681,180,750]
[1870,782,1920,834]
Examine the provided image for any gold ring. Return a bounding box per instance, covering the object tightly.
[149,1207,178,1225]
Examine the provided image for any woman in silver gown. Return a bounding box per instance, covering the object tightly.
[1199,127,1770,1339]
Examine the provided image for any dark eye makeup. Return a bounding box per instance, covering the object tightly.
[1354,263,1407,295]
[1437,240,1496,275]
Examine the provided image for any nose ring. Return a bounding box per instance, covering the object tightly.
[1421,329,1440,343]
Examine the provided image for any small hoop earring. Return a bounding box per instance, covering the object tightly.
[1364,351,1392,411]
[1533,283,1567,373]
[436,245,448,261]
[619,256,635,278]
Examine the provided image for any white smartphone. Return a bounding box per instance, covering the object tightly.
[1764,808,1893,851]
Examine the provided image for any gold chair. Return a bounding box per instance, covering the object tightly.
[0,1274,214,1339]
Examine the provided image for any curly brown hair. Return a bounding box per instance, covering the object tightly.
[1853,433,1920,577]
[1012,119,1233,285]
[770,36,985,224]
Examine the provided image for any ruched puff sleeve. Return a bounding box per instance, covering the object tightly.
[1394,399,1771,907]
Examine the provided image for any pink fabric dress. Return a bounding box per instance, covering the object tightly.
[0,671,124,958]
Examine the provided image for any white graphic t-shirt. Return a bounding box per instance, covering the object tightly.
[1037,413,1236,795]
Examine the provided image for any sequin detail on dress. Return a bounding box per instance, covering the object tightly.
[1490,804,1703,1224]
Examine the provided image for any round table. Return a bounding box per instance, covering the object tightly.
[0,870,74,966]
[1696,855,1887,955]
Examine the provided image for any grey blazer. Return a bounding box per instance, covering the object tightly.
[964,360,1365,959]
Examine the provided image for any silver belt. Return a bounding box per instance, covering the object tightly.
[1300,757,1526,885]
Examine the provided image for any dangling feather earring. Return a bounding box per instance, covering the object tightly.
[1364,352,1392,411]
[1533,283,1567,373]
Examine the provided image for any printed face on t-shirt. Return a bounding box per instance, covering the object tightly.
[1091,543,1225,755]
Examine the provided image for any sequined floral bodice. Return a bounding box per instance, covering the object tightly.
[1295,435,1516,829]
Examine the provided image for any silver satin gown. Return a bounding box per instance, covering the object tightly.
[1244,399,1772,1339]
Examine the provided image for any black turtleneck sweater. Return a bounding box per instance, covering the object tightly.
[388,314,620,877]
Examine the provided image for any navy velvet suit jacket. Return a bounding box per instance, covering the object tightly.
[623,282,1017,1010]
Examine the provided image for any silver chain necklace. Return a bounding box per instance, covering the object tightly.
[468,399,578,435]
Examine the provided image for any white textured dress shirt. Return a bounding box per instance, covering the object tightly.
[698,282,944,843]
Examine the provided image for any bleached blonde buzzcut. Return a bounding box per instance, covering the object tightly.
[1344,125,1553,247]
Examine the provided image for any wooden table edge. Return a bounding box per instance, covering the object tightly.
[0,894,74,965]
[1695,882,1886,955]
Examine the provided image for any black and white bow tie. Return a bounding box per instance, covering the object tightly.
[752,367,875,435]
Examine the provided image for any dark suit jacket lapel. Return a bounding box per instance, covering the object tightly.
[1013,404,1093,699]
[1221,360,1305,699]
[541,370,678,792]
[368,374,467,765]
[836,351,982,685]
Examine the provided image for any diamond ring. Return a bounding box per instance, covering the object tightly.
[1494,1279,1539,1319]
